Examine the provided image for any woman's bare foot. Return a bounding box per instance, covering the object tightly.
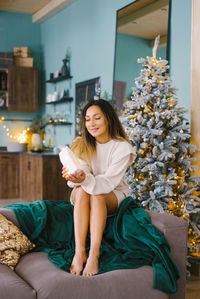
[82,252,99,276]
[70,252,87,275]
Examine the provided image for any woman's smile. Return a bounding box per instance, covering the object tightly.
[85,105,110,143]
[89,126,100,136]
[90,128,99,133]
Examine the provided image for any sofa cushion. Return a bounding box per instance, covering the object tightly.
[0,207,19,227]
[0,214,35,269]
[0,263,36,299]
[15,252,167,299]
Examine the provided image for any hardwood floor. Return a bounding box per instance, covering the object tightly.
[1,198,200,297]
[186,275,200,299]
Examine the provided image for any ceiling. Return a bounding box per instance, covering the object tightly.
[0,0,75,23]
[0,0,169,33]
[117,0,169,43]
[0,0,52,14]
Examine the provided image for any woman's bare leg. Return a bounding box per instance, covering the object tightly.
[82,192,118,276]
[70,186,90,275]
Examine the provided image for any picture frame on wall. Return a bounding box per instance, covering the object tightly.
[75,77,101,135]
[75,77,101,107]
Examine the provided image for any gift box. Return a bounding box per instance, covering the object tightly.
[14,47,31,58]
[14,57,34,67]
[0,52,14,67]
[59,146,82,174]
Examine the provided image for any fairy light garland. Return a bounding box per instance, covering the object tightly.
[0,116,30,143]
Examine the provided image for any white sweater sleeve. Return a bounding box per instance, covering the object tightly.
[80,144,136,195]
[67,158,92,189]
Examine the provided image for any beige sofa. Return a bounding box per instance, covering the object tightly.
[0,207,188,299]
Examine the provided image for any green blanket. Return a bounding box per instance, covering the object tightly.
[5,197,180,294]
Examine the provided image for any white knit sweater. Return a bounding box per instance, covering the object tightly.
[67,139,136,196]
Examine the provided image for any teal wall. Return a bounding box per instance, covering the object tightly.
[170,0,192,121]
[0,12,42,145]
[0,0,192,147]
[114,33,166,98]
[40,0,132,146]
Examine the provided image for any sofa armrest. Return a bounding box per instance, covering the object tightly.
[0,208,20,228]
[147,211,188,299]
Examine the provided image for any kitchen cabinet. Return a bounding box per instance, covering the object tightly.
[0,153,20,198]
[20,153,71,202]
[0,65,38,112]
[0,152,71,201]
[8,65,38,112]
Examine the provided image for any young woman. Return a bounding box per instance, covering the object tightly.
[62,99,136,277]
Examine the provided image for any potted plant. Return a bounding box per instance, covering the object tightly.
[29,116,48,151]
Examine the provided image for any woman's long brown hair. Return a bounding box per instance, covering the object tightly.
[71,99,130,162]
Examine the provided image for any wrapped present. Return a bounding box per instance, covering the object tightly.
[0,52,13,67]
[14,57,34,67]
[14,47,30,58]
[59,146,82,174]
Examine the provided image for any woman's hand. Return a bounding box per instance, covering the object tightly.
[62,167,86,183]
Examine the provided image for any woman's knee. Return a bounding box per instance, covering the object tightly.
[90,193,118,214]
[72,186,90,205]
[90,194,106,206]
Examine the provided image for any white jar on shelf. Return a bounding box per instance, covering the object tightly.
[31,133,43,149]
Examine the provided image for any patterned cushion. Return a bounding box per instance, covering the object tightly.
[0,214,35,269]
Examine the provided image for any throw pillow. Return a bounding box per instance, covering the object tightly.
[0,214,35,269]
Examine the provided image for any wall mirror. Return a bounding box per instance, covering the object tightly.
[113,0,171,109]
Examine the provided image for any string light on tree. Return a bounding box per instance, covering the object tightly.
[120,35,200,256]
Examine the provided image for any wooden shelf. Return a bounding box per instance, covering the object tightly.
[0,118,32,121]
[46,75,72,83]
[46,96,73,104]
[47,121,72,126]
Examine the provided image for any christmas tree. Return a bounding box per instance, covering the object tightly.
[120,36,200,256]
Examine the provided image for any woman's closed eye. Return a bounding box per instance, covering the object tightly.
[85,117,101,122]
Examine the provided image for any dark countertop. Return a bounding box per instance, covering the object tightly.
[22,151,59,157]
[0,150,59,157]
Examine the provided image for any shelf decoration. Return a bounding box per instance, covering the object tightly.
[48,111,71,125]
[48,120,72,125]
[61,59,69,77]
[46,89,72,104]
[61,47,71,77]
[29,116,48,135]
[31,133,43,150]
[46,47,72,83]
[27,115,72,130]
